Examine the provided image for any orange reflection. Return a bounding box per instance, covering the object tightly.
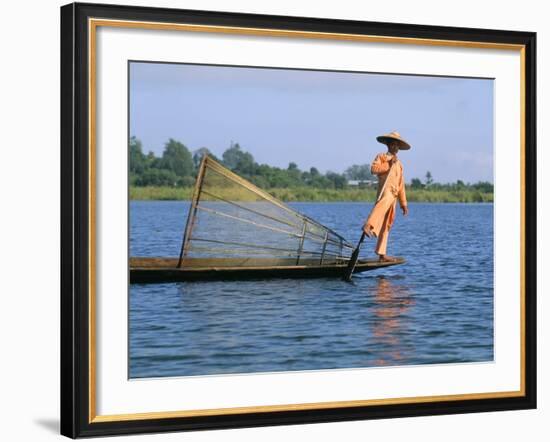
[371,277,414,366]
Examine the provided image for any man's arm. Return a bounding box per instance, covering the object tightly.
[371,153,391,175]
[398,165,408,215]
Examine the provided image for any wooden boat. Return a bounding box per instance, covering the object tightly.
[130,155,404,283]
[130,256,405,283]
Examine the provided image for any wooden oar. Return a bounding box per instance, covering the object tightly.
[343,156,396,282]
[342,232,366,282]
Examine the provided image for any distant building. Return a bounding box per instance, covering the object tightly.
[347,179,377,187]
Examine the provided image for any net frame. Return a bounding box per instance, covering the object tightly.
[177,155,353,268]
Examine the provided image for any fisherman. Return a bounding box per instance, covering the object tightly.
[362,131,410,262]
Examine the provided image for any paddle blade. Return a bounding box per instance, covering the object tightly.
[342,232,366,282]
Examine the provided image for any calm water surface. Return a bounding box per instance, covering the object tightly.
[129,202,493,378]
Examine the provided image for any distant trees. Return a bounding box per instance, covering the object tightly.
[129,137,493,193]
[130,137,193,187]
[326,172,348,189]
[222,142,256,175]
[129,136,352,189]
[344,164,375,181]
[471,181,493,193]
[425,171,434,187]
[408,171,493,194]
[193,147,217,169]
[129,136,146,176]
[160,139,194,178]
[410,178,423,189]
[301,166,332,188]
[137,168,179,187]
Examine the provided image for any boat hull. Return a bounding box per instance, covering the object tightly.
[130,257,405,283]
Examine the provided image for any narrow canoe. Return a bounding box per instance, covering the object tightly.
[130,257,405,283]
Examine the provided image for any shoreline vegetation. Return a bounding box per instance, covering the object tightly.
[130,186,493,203]
[129,136,493,203]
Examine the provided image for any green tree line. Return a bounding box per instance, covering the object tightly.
[129,136,493,194]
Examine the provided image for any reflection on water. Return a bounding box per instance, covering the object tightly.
[371,276,414,366]
[130,202,494,378]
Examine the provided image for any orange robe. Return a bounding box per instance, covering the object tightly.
[363,153,407,256]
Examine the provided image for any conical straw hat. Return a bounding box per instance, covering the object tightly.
[376,131,411,150]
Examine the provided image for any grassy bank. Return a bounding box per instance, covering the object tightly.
[130,186,493,203]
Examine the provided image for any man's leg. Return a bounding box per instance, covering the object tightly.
[375,209,398,262]
[375,223,390,256]
[363,193,394,238]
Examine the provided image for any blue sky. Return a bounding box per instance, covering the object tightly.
[130,62,493,183]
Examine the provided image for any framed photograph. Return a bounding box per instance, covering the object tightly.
[60,2,536,438]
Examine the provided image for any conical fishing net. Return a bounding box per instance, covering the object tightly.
[178,156,353,268]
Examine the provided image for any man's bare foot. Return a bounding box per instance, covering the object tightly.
[378,255,398,262]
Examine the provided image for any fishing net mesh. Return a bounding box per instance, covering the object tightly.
[180,157,353,267]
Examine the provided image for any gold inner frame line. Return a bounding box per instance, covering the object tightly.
[87,17,527,423]
[90,18,524,50]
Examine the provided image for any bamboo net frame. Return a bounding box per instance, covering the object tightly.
[177,156,353,268]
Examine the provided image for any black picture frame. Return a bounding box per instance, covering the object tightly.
[61,2,536,438]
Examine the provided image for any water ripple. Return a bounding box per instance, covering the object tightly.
[130,202,493,378]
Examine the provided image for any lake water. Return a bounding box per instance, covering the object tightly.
[129,201,493,378]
